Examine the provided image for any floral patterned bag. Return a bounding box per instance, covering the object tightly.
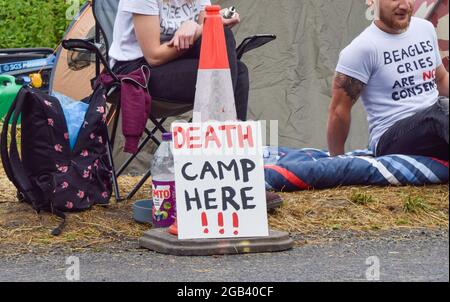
[1,86,112,235]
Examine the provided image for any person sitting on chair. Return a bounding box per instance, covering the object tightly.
[327,0,449,160]
[109,0,249,121]
[109,0,282,209]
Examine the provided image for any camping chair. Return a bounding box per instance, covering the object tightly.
[62,0,276,201]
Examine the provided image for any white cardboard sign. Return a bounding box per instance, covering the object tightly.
[171,121,268,240]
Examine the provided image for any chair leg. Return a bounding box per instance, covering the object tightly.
[116,126,160,177]
[126,169,152,200]
[149,116,168,133]
[106,139,122,202]
[120,118,168,199]
[105,101,123,201]
[110,116,169,200]
[109,102,121,148]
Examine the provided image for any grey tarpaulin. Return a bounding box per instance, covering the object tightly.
[215,0,371,150]
[114,0,373,174]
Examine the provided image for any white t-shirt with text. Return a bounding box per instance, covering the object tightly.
[336,17,442,152]
[109,0,210,65]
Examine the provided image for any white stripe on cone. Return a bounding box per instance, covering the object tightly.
[193,69,237,123]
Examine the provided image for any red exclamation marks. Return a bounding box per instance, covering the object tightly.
[218,212,224,234]
[232,213,239,235]
[202,212,209,234]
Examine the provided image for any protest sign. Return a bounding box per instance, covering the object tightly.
[172,121,268,240]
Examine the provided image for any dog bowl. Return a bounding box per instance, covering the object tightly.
[133,199,153,224]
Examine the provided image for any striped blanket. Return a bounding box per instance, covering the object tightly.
[264,147,449,192]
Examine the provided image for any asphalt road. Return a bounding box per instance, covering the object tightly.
[0,230,448,282]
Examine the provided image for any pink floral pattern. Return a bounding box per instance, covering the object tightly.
[82,170,90,179]
[42,97,112,211]
[56,164,68,173]
[77,190,85,199]
[97,106,105,114]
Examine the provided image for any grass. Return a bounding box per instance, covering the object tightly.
[403,195,430,213]
[0,161,448,256]
[269,185,449,233]
[349,191,375,205]
[0,122,21,152]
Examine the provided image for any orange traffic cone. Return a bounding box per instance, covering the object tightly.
[193,5,237,122]
[168,218,178,236]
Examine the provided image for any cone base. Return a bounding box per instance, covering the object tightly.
[168,219,178,236]
[139,228,294,256]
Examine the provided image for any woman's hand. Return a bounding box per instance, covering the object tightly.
[222,12,240,28]
[168,20,202,51]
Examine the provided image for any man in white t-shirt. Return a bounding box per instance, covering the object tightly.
[327,0,449,160]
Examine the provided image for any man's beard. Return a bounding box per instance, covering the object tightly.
[379,9,413,31]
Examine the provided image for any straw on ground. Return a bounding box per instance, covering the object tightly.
[0,163,448,256]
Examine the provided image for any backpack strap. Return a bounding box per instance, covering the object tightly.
[1,87,66,235]
[7,88,40,206]
[1,90,21,192]
[0,88,37,204]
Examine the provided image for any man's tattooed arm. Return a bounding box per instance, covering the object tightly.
[327,72,366,156]
[333,72,365,104]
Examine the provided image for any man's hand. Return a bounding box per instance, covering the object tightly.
[168,20,202,51]
[327,72,366,156]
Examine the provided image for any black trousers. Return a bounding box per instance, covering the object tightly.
[113,27,250,121]
[376,97,449,161]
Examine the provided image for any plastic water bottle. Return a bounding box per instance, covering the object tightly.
[151,132,176,228]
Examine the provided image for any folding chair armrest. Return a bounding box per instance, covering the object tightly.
[62,38,114,76]
[236,34,277,60]
[62,38,96,51]
[62,38,103,59]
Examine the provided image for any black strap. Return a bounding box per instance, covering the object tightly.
[0,91,20,190]
[0,87,65,236]
[8,88,40,206]
[50,206,66,236]
[0,89,30,201]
